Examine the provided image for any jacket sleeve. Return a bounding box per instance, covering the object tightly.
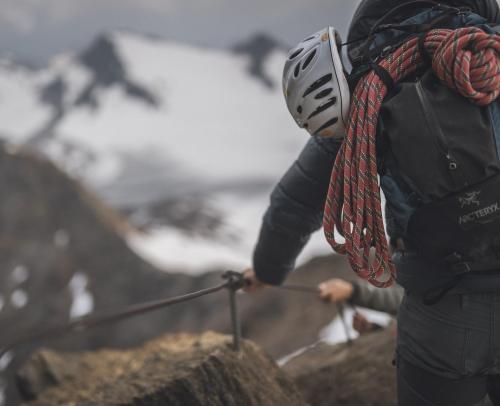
[252,136,342,285]
[349,280,404,316]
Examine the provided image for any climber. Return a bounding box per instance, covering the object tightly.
[244,1,500,405]
[319,278,403,335]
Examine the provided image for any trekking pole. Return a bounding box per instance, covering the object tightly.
[336,302,353,345]
[222,271,246,351]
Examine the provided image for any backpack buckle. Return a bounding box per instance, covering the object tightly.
[450,262,472,275]
[444,252,472,275]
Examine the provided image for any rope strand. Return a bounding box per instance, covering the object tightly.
[323,27,500,288]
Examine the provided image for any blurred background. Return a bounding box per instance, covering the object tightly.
[0,0,357,63]
[0,1,364,404]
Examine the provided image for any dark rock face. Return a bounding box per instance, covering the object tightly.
[233,33,288,89]
[18,332,306,406]
[0,145,223,404]
[80,35,127,86]
[30,77,66,145]
[0,144,203,350]
[31,34,160,145]
[0,144,352,405]
[77,34,159,108]
[284,328,398,406]
[125,197,228,238]
[39,77,65,112]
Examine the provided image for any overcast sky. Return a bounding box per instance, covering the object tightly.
[0,0,361,64]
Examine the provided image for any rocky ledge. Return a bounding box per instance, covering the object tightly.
[284,327,397,406]
[18,332,306,406]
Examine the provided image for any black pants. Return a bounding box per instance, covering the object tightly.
[397,292,500,406]
[398,356,500,405]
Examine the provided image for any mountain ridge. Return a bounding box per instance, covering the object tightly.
[0,28,330,275]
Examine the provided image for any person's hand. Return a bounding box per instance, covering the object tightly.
[318,278,354,303]
[352,312,376,335]
[242,268,267,293]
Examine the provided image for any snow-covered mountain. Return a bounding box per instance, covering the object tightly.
[0,31,333,272]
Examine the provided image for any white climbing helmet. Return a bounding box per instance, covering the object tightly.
[283,27,351,138]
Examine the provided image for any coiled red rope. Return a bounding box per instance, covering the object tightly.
[323,27,500,288]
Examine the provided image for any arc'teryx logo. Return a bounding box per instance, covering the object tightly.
[459,202,500,226]
[459,191,481,208]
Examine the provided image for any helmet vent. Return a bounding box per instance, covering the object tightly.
[302,49,317,70]
[293,63,301,78]
[297,105,303,114]
[315,88,333,99]
[315,117,339,134]
[307,97,337,120]
[303,74,332,98]
[302,35,316,42]
[289,48,304,60]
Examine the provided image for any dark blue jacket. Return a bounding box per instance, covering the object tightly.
[251,135,407,286]
[252,130,500,296]
[253,136,341,285]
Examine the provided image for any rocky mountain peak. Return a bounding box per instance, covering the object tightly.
[233,32,288,58]
[39,77,66,112]
[76,32,159,108]
[232,32,288,89]
[79,34,126,86]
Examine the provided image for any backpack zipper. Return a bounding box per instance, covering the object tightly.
[415,79,467,187]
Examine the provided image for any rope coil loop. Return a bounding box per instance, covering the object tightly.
[431,28,500,105]
[323,27,500,288]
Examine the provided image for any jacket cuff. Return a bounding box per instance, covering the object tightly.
[348,280,361,303]
[252,228,303,286]
[253,255,293,286]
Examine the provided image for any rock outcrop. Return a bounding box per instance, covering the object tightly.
[0,144,349,355]
[17,328,405,406]
[0,144,353,405]
[0,143,225,404]
[284,327,398,406]
[18,332,306,406]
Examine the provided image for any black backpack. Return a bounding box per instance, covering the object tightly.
[380,70,500,272]
[353,2,500,274]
